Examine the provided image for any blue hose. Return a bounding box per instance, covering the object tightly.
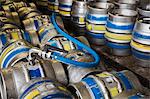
[50,13,100,68]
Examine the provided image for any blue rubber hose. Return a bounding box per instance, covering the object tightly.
[50,13,100,68]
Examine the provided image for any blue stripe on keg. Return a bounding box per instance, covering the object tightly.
[34,20,39,30]
[106,42,130,49]
[116,72,133,90]
[42,93,72,99]
[40,29,49,41]
[0,34,7,45]
[106,21,134,30]
[59,4,72,8]
[128,95,141,99]
[29,68,42,79]
[132,49,150,60]
[82,77,104,99]
[20,80,52,99]
[23,32,31,43]
[2,47,30,68]
[133,32,150,39]
[87,32,105,39]
[87,14,108,22]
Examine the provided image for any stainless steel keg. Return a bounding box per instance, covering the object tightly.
[105,9,137,56]
[132,18,150,45]
[68,70,143,99]
[131,18,150,67]
[0,40,32,69]
[0,63,72,99]
[71,0,87,28]
[86,1,113,45]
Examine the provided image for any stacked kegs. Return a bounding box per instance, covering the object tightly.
[71,0,87,35]
[68,70,144,99]
[58,0,73,17]
[105,9,137,56]
[131,18,150,67]
[0,60,73,99]
[86,1,113,45]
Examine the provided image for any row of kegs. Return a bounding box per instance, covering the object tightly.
[0,1,149,99]
[35,0,150,67]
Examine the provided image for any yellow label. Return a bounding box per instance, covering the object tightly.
[86,22,106,31]
[131,40,150,50]
[24,90,40,99]
[63,43,71,51]
[110,87,119,97]
[79,17,84,23]
[38,28,45,35]
[11,32,20,40]
[54,6,58,10]
[105,31,132,41]
[59,10,70,15]
[58,86,67,92]
[96,72,112,78]
[48,5,54,10]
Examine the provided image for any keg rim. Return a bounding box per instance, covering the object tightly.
[88,2,113,12]
[109,9,137,18]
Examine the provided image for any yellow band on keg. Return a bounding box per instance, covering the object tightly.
[38,27,45,35]
[79,17,85,23]
[59,10,70,15]
[96,73,119,97]
[105,31,132,41]
[11,32,20,40]
[0,44,16,63]
[58,86,68,92]
[54,6,58,10]
[86,22,106,32]
[131,40,150,51]
[109,87,119,97]
[24,89,40,99]
[48,5,54,10]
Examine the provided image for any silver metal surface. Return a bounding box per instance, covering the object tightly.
[132,18,150,45]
